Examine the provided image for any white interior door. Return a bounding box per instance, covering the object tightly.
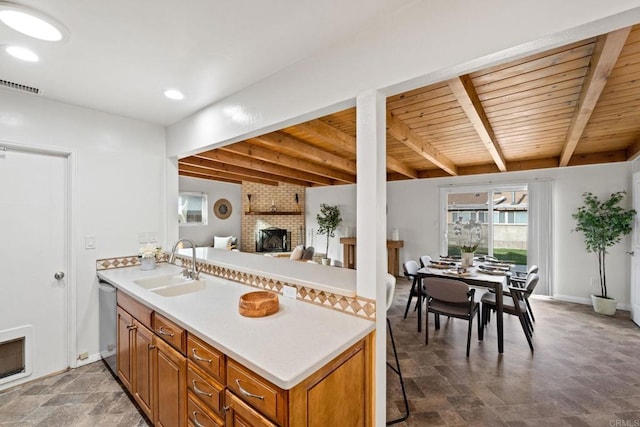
[631,172,640,326]
[0,147,68,389]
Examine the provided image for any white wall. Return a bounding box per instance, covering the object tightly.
[310,163,634,306]
[178,176,242,247]
[305,185,356,262]
[0,90,166,364]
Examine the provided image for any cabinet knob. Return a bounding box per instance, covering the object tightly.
[148,344,156,350]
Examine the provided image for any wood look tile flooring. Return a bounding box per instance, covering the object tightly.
[386,278,640,426]
[1,278,639,426]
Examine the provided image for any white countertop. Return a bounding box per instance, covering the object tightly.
[97,263,374,390]
[177,247,357,297]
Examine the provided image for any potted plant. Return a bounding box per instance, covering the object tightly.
[453,217,483,267]
[316,204,342,265]
[572,191,636,315]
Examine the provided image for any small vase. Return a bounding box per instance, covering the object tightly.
[140,256,156,271]
[461,252,474,267]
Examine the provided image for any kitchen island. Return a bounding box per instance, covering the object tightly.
[97,261,374,426]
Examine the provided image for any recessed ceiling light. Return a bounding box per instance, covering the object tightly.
[0,2,68,42]
[164,89,184,100]
[6,45,38,62]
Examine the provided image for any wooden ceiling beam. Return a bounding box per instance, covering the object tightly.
[447,74,507,172]
[251,132,356,174]
[178,163,278,185]
[559,27,631,166]
[626,138,640,161]
[181,156,312,187]
[386,111,458,176]
[295,118,419,179]
[220,141,355,183]
[179,171,242,185]
[196,149,334,186]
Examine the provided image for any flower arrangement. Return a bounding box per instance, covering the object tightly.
[139,243,162,260]
[453,217,483,253]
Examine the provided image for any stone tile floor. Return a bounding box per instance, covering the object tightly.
[386,278,640,426]
[1,277,639,426]
[0,361,148,426]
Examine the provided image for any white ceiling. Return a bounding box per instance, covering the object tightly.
[0,0,412,125]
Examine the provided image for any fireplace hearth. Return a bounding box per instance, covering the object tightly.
[257,228,291,252]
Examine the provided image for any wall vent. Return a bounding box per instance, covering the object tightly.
[0,79,39,95]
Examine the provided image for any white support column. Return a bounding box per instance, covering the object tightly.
[356,89,387,426]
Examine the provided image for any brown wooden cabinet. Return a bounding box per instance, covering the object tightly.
[117,292,187,426]
[116,305,155,420]
[153,335,187,427]
[116,290,373,427]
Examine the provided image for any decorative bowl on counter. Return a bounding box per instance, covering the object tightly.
[239,291,279,317]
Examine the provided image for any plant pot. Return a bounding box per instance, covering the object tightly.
[140,256,156,271]
[461,252,474,267]
[321,258,330,266]
[591,294,617,316]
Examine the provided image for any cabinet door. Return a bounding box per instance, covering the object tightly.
[225,390,277,427]
[133,320,154,420]
[154,336,187,427]
[116,306,134,392]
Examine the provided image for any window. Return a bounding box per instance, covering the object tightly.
[178,192,208,225]
[442,185,528,266]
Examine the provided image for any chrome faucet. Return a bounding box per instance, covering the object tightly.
[169,239,199,280]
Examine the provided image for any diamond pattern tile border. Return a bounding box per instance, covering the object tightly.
[96,254,375,320]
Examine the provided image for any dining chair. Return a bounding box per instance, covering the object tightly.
[402,260,421,319]
[481,273,539,352]
[423,277,481,357]
[385,273,409,425]
[419,255,432,268]
[510,265,538,321]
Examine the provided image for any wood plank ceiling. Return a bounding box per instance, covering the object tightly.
[180,25,640,187]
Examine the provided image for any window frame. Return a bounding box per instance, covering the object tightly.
[178,191,208,226]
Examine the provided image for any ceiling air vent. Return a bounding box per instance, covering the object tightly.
[0,79,39,94]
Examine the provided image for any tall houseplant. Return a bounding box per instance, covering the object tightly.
[572,191,635,314]
[316,204,342,264]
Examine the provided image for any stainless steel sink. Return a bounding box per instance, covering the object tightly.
[133,274,205,297]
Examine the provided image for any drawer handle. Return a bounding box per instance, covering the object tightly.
[235,379,264,400]
[192,349,212,363]
[127,324,137,330]
[192,411,206,427]
[192,380,213,397]
[157,326,174,337]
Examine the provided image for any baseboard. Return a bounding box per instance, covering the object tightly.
[551,294,630,311]
[75,352,101,367]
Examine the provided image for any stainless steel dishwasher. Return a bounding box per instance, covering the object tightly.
[98,279,117,376]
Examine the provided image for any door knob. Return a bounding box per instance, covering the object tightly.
[627,251,635,256]
[54,272,65,280]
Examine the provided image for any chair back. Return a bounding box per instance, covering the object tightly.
[403,260,419,277]
[524,273,539,297]
[385,273,396,312]
[527,265,539,275]
[423,277,470,304]
[419,255,432,268]
[302,246,315,260]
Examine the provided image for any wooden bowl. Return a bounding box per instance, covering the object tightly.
[239,291,279,318]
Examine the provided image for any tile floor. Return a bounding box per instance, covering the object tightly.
[1,278,639,426]
[386,278,640,426]
[0,362,147,426]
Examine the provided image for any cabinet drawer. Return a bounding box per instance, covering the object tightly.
[225,390,278,427]
[117,291,152,328]
[153,312,186,354]
[187,364,224,416]
[187,334,225,384]
[227,360,286,425]
[187,391,224,427]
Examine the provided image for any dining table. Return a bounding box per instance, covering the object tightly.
[416,261,510,353]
